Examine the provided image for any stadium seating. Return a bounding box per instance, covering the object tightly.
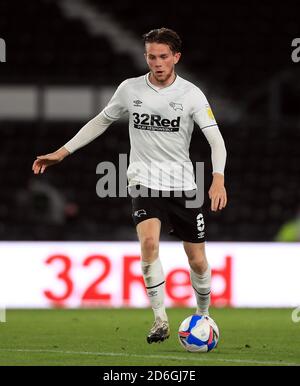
[0,0,140,85]
[1,117,299,241]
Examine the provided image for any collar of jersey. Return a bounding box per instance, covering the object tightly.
[145,73,178,92]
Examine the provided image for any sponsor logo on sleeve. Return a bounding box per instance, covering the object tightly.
[206,104,215,121]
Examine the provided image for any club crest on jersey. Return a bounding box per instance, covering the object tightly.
[133,100,143,107]
[169,102,183,111]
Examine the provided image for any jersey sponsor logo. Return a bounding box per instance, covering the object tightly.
[169,102,183,111]
[133,100,143,107]
[134,209,147,217]
[133,112,180,132]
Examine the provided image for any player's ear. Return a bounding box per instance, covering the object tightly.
[174,52,181,64]
[144,52,148,63]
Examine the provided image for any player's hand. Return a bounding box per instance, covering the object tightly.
[32,147,69,174]
[208,173,227,211]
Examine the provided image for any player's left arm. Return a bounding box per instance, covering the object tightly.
[191,88,227,212]
[209,171,227,212]
[202,126,227,212]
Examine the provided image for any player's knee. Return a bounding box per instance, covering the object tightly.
[141,236,159,257]
[187,250,207,274]
[189,259,207,274]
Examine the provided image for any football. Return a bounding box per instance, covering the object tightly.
[178,314,219,353]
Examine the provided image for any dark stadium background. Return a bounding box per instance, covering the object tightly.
[0,0,299,243]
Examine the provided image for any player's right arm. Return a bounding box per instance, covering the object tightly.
[32,146,70,174]
[32,111,114,174]
[32,81,128,174]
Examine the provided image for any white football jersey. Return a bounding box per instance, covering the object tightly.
[103,73,218,191]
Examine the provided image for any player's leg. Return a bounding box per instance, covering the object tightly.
[183,241,211,316]
[136,218,170,343]
[166,192,211,316]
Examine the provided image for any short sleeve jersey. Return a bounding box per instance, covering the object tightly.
[103,73,218,191]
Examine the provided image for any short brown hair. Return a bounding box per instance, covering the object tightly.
[143,28,182,54]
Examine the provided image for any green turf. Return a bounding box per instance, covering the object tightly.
[0,308,299,366]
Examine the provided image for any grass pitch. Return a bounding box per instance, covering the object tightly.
[0,308,299,366]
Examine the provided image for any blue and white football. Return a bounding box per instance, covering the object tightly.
[178,314,219,353]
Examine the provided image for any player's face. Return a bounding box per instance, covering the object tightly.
[145,43,181,86]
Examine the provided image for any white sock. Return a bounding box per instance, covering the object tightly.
[141,258,168,322]
[190,266,211,316]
